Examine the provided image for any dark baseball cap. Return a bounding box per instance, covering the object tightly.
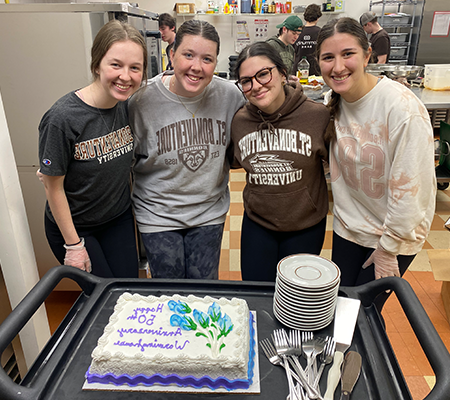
[276,15,303,32]
[360,11,377,26]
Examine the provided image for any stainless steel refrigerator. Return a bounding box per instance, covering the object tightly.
[414,0,450,65]
[0,3,161,289]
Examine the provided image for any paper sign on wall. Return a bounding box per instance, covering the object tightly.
[236,20,250,53]
[254,19,269,40]
[431,11,450,37]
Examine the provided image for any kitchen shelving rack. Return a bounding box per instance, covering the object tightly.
[369,0,418,64]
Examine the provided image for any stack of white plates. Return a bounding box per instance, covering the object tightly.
[273,254,341,331]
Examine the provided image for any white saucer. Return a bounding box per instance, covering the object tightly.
[277,254,340,288]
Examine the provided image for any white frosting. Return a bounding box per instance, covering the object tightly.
[89,293,251,381]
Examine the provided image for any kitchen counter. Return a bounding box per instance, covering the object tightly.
[411,87,450,110]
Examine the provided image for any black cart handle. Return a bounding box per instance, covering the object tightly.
[1,269,450,400]
[349,276,450,400]
[0,266,101,400]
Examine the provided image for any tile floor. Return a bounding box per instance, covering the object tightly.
[44,169,450,400]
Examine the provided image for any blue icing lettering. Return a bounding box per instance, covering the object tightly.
[113,338,187,352]
[127,303,164,320]
[116,326,183,338]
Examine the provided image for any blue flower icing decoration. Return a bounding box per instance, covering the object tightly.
[169,301,234,357]
[168,300,192,314]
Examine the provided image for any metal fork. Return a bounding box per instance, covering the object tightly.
[272,329,301,400]
[313,337,336,391]
[311,336,327,378]
[288,329,324,400]
[260,338,304,399]
[301,331,315,383]
[260,337,307,382]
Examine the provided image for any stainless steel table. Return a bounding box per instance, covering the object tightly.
[411,87,450,124]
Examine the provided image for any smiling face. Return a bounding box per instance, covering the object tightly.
[318,32,373,103]
[94,40,144,108]
[239,55,286,114]
[170,34,218,98]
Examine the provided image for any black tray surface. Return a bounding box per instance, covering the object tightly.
[1,266,450,400]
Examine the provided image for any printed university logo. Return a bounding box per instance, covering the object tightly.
[178,145,209,172]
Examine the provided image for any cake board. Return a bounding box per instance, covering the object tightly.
[82,311,260,394]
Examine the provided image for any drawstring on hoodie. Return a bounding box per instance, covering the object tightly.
[257,110,282,135]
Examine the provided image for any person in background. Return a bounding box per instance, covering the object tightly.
[129,20,245,279]
[360,11,390,64]
[158,13,176,70]
[293,3,322,76]
[38,20,147,278]
[317,17,435,311]
[266,15,303,76]
[230,42,330,282]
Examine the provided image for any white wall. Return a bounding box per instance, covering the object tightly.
[0,91,51,369]
[138,0,371,73]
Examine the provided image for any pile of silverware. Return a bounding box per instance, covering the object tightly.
[260,328,361,400]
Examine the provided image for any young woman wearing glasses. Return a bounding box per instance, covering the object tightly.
[229,41,330,281]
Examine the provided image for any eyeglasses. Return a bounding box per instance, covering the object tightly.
[236,66,276,93]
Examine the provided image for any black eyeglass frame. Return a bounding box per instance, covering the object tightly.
[235,66,277,93]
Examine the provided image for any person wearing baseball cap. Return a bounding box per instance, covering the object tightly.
[266,15,303,75]
[360,11,390,64]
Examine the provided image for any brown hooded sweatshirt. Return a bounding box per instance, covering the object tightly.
[230,82,330,232]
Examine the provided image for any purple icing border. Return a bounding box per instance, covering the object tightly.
[86,312,256,391]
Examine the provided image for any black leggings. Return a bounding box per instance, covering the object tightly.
[45,207,139,278]
[240,212,327,282]
[332,232,415,312]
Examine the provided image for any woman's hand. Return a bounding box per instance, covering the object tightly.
[63,238,92,272]
[40,174,91,271]
[362,244,399,280]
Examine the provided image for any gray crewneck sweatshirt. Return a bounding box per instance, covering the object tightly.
[129,73,246,233]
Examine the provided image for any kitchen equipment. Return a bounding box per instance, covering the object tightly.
[339,351,362,400]
[386,65,423,79]
[323,296,360,400]
[424,64,450,91]
[415,0,450,65]
[366,64,423,80]
[382,14,410,25]
[1,267,450,399]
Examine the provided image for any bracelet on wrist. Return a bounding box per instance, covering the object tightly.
[64,237,84,249]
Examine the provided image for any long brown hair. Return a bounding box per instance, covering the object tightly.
[316,17,371,141]
[91,20,148,83]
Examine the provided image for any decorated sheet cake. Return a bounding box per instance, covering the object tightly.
[85,293,256,391]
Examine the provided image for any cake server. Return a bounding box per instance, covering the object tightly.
[339,351,362,400]
[323,296,361,400]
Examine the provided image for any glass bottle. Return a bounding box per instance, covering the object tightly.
[297,56,310,85]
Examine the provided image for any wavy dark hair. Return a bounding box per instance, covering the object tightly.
[173,19,220,56]
[316,17,371,141]
[304,4,322,22]
[234,41,289,82]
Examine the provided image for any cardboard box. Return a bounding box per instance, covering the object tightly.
[173,3,195,14]
[428,249,450,321]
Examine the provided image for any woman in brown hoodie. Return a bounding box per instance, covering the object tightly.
[230,41,330,281]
